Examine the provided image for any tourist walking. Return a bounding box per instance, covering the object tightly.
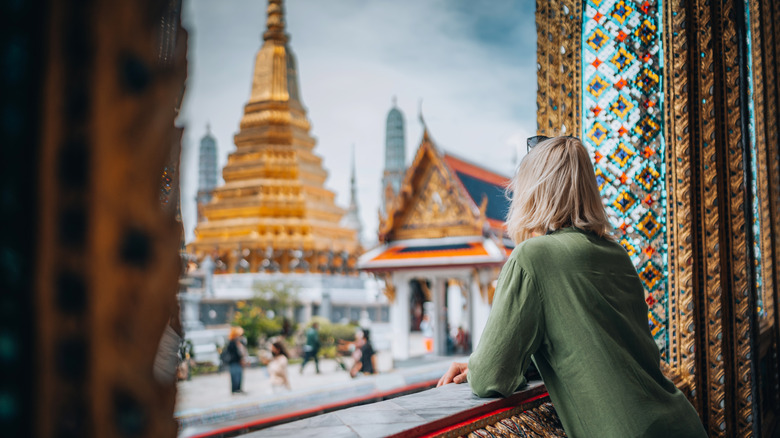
[300,322,320,374]
[350,328,376,377]
[264,340,291,393]
[438,136,707,438]
[224,326,247,394]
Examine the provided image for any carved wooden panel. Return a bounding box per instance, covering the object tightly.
[32,1,187,437]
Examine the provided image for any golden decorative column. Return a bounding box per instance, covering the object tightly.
[537,1,780,436]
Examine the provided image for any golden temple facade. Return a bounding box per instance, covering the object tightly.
[189,0,359,274]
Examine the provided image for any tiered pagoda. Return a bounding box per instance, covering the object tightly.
[188,0,360,275]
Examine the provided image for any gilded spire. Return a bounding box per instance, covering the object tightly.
[246,0,304,110]
[350,145,358,204]
[343,144,363,243]
[190,0,359,264]
[418,99,430,141]
[263,0,288,43]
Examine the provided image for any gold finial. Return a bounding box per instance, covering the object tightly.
[418,98,430,140]
[263,0,288,43]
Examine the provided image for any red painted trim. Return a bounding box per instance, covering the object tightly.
[384,385,549,438]
[185,379,439,438]
[362,261,506,274]
[370,242,489,262]
[415,406,515,438]
[443,154,510,187]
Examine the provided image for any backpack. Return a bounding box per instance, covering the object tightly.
[221,342,236,364]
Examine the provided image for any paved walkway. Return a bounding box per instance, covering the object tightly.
[176,357,359,414]
[175,353,465,437]
[176,333,436,415]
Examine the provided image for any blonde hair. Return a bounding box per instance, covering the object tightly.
[505,136,613,243]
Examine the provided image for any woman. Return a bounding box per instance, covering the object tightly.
[264,341,291,393]
[350,328,377,377]
[225,326,247,394]
[437,137,706,437]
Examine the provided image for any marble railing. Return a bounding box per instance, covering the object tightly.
[240,381,566,438]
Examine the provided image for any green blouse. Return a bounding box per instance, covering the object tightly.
[468,227,707,438]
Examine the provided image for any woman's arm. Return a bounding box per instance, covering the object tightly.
[467,260,545,397]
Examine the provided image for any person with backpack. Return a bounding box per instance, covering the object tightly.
[223,326,248,394]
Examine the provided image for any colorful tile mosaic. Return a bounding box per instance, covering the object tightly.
[159,166,173,204]
[582,0,668,356]
[744,3,765,318]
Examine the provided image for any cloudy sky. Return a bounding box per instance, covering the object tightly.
[179,0,537,243]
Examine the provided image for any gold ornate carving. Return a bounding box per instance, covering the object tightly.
[759,0,780,415]
[380,134,481,241]
[748,0,775,324]
[760,0,780,322]
[536,0,549,136]
[692,1,728,433]
[663,1,697,408]
[472,269,486,304]
[461,402,565,438]
[381,274,396,303]
[420,280,433,302]
[718,1,755,434]
[239,109,311,131]
[535,0,582,136]
[395,164,475,239]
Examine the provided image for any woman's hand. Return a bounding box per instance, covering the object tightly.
[437,362,468,387]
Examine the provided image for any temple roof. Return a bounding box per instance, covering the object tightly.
[442,153,510,231]
[378,130,511,242]
[366,130,514,271]
[359,236,506,272]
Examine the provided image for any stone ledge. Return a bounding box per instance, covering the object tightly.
[242,380,547,438]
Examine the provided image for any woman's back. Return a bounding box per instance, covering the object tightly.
[440,137,706,437]
[468,228,706,438]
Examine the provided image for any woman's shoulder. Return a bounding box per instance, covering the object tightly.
[508,234,561,266]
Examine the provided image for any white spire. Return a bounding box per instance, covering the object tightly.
[341,144,363,244]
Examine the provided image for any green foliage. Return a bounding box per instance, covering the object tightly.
[319,345,338,359]
[252,280,299,316]
[232,280,299,347]
[190,362,220,376]
[306,316,357,350]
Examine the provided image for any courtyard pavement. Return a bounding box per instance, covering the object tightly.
[176,347,465,438]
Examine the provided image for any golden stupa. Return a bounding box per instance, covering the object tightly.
[189,0,359,274]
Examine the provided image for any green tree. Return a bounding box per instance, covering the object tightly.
[232,280,299,347]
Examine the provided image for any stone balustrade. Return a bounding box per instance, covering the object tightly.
[240,380,565,438]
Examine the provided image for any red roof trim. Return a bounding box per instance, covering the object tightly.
[443,154,510,187]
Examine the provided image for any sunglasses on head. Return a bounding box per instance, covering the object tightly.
[526,135,550,152]
[526,135,579,152]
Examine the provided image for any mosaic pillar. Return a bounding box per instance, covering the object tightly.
[537,0,780,436]
[580,0,670,362]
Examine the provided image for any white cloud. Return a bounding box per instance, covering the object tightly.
[179,0,536,244]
